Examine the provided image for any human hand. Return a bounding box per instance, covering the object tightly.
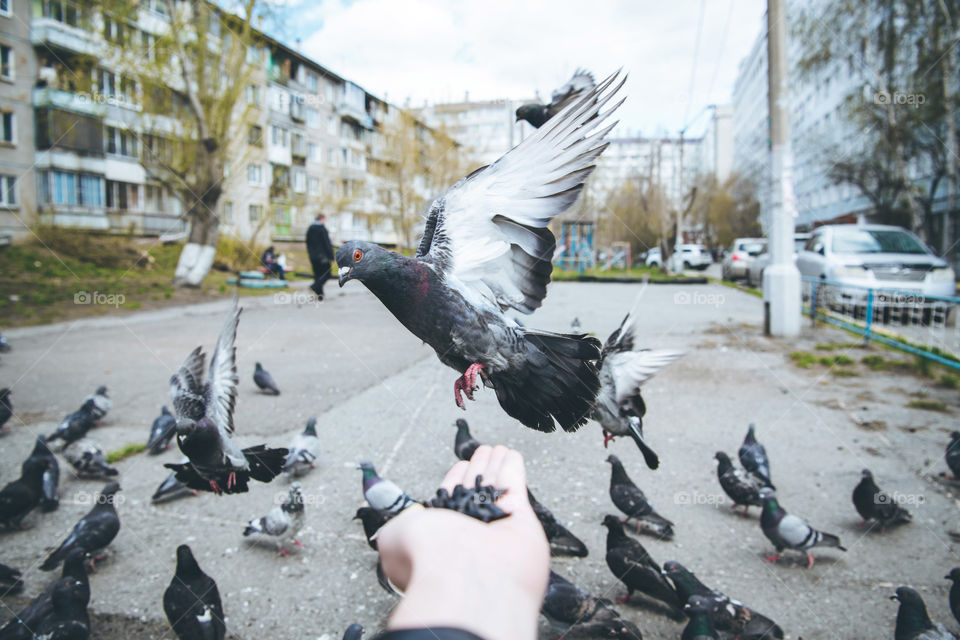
[376,445,549,640]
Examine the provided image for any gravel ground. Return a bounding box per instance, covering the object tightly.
[0,281,958,640]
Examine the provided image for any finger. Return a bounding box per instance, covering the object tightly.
[491,449,530,514]
[463,444,493,488]
[483,445,511,489]
[439,460,470,493]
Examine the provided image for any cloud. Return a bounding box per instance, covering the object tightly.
[288,0,765,136]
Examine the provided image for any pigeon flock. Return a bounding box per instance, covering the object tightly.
[0,69,956,640]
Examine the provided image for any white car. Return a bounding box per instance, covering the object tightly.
[668,244,712,271]
[645,248,661,268]
[797,224,955,299]
[721,238,766,280]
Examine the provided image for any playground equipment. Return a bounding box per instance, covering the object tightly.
[555,221,595,272]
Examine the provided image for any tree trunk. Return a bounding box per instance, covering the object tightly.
[174,211,219,287]
[937,0,956,258]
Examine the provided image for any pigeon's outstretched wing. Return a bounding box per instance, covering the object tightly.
[607,350,683,411]
[170,347,206,422]
[204,301,240,434]
[551,69,597,110]
[415,72,625,315]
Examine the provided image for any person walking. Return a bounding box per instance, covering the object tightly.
[306,213,335,299]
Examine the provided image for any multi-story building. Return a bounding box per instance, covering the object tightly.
[693,104,734,183]
[0,0,37,238]
[590,136,702,208]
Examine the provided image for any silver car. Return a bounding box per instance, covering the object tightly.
[721,238,766,281]
[796,224,955,299]
[745,233,811,288]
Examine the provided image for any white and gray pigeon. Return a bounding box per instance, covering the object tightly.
[592,301,682,469]
[890,587,956,640]
[62,437,118,479]
[165,299,287,495]
[242,482,305,554]
[758,487,846,568]
[83,386,111,420]
[358,461,416,515]
[516,69,597,128]
[739,424,773,488]
[147,406,177,455]
[282,417,320,477]
[336,73,625,434]
[253,362,280,395]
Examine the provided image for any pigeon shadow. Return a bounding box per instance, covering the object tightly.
[618,593,685,621]
[757,551,844,569]
[242,537,301,556]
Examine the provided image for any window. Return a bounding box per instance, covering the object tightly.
[306,107,319,128]
[292,169,306,193]
[248,124,262,146]
[0,45,12,81]
[0,175,16,207]
[270,125,287,147]
[40,171,103,207]
[292,133,305,157]
[245,84,261,106]
[248,204,262,221]
[307,142,319,163]
[222,201,233,223]
[306,73,317,93]
[0,0,9,17]
[308,176,319,196]
[327,116,337,136]
[247,164,262,185]
[290,95,304,121]
[327,148,336,166]
[104,126,138,157]
[105,180,139,210]
[0,111,12,143]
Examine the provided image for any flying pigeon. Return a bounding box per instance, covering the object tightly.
[151,463,197,504]
[242,482,305,554]
[25,435,60,512]
[342,624,364,640]
[946,569,960,626]
[0,388,11,433]
[452,418,481,461]
[253,362,280,395]
[41,481,121,572]
[336,73,625,434]
[354,506,388,550]
[83,386,111,420]
[946,432,960,480]
[147,406,177,454]
[0,550,88,640]
[163,545,225,640]
[601,515,681,612]
[714,451,762,514]
[48,399,99,446]
[541,570,643,639]
[282,417,320,477]
[758,487,845,568]
[682,596,719,640]
[527,489,588,557]
[166,300,288,495]
[606,455,674,539]
[358,461,417,515]
[592,303,682,468]
[0,563,22,597]
[890,587,955,640]
[739,424,773,488]
[62,438,118,478]
[663,561,784,639]
[0,456,45,529]
[516,69,597,128]
[852,469,912,531]
[30,576,90,640]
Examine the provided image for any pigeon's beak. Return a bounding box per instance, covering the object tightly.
[338,265,352,287]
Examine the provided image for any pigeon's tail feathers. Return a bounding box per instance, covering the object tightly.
[40,537,75,571]
[243,446,289,483]
[816,530,846,551]
[243,517,264,537]
[626,417,660,470]
[551,530,589,558]
[495,331,601,433]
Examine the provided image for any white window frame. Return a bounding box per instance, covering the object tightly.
[0,175,16,207]
[0,44,13,81]
[247,164,262,186]
[0,110,14,145]
[0,0,10,18]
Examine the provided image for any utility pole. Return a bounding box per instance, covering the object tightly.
[762,0,801,335]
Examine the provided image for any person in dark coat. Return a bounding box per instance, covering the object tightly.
[261,246,285,279]
[306,213,335,299]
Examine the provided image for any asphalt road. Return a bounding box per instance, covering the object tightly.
[1,280,958,640]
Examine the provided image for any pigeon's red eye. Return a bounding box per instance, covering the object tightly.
[353,250,363,262]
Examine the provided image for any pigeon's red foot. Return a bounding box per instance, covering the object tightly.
[617,594,630,604]
[226,472,237,489]
[209,480,222,495]
[805,554,816,569]
[603,430,616,448]
[294,539,303,547]
[278,548,291,556]
[855,520,867,528]
[763,553,780,564]
[189,489,199,497]
[453,363,485,408]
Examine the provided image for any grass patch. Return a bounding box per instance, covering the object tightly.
[815,342,862,351]
[713,278,762,298]
[790,351,817,368]
[552,265,693,282]
[831,368,860,377]
[939,373,960,389]
[106,443,147,463]
[906,399,950,412]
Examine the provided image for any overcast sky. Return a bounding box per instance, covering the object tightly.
[271,0,767,138]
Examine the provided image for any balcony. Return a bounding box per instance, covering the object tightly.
[338,102,374,129]
[31,14,98,57]
[33,88,106,118]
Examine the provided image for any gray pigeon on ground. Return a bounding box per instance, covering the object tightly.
[852,469,912,531]
[342,624,364,640]
[541,570,642,639]
[0,456,46,529]
[606,455,674,539]
[253,362,280,395]
[592,302,682,469]
[163,544,225,640]
[452,418,481,461]
[758,487,845,568]
[891,586,955,640]
[282,418,320,477]
[147,406,177,454]
[0,550,88,640]
[601,515,681,613]
[946,432,960,479]
[48,399,99,446]
[0,388,11,433]
[739,424,773,488]
[516,69,597,128]
[62,438,118,478]
[151,463,197,504]
[41,482,121,571]
[27,435,60,512]
[242,482,305,554]
[166,300,288,495]
[715,451,762,514]
[358,461,416,515]
[83,386,111,420]
[30,576,90,640]
[682,596,720,640]
[528,489,588,557]
[335,73,625,434]
[354,506,388,550]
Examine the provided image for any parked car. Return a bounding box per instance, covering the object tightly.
[745,232,811,288]
[796,224,956,300]
[721,238,766,281]
[645,248,661,268]
[667,244,712,271]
